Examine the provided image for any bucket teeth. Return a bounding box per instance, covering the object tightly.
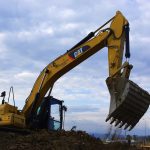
[118,122,126,128]
[127,125,132,131]
[129,125,135,131]
[114,120,120,126]
[106,115,111,122]
[106,77,150,131]
[110,118,115,124]
[124,124,130,130]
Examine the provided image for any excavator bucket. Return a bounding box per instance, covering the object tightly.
[106,77,150,131]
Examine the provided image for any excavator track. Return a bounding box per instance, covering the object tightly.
[106,77,150,130]
[0,127,31,135]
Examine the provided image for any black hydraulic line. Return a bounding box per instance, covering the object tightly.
[68,16,115,52]
[125,24,130,58]
[94,16,115,34]
[69,32,95,51]
[38,69,49,92]
[47,84,54,97]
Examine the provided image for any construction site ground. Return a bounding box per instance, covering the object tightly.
[0,130,139,150]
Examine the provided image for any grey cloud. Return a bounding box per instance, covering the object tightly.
[68,105,100,113]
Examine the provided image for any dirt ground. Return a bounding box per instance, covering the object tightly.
[0,130,137,150]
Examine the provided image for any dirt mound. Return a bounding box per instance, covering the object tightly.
[0,130,103,150]
[0,130,137,150]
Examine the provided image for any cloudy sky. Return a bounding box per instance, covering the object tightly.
[0,0,150,135]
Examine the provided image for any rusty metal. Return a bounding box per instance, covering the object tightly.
[106,77,150,130]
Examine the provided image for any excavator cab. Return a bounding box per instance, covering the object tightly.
[106,77,150,131]
[36,96,67,130]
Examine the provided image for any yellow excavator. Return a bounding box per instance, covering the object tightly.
[0,11,150,131]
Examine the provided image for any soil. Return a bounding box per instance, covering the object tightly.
[0,130,137,150]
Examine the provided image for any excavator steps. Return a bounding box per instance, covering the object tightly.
[106,77,150,131]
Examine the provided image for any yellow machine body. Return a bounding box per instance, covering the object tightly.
[0,103,25,128]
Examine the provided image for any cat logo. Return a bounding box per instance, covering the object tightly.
[68,45,90,60]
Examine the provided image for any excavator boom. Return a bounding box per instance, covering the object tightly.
[22,11,127,118]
